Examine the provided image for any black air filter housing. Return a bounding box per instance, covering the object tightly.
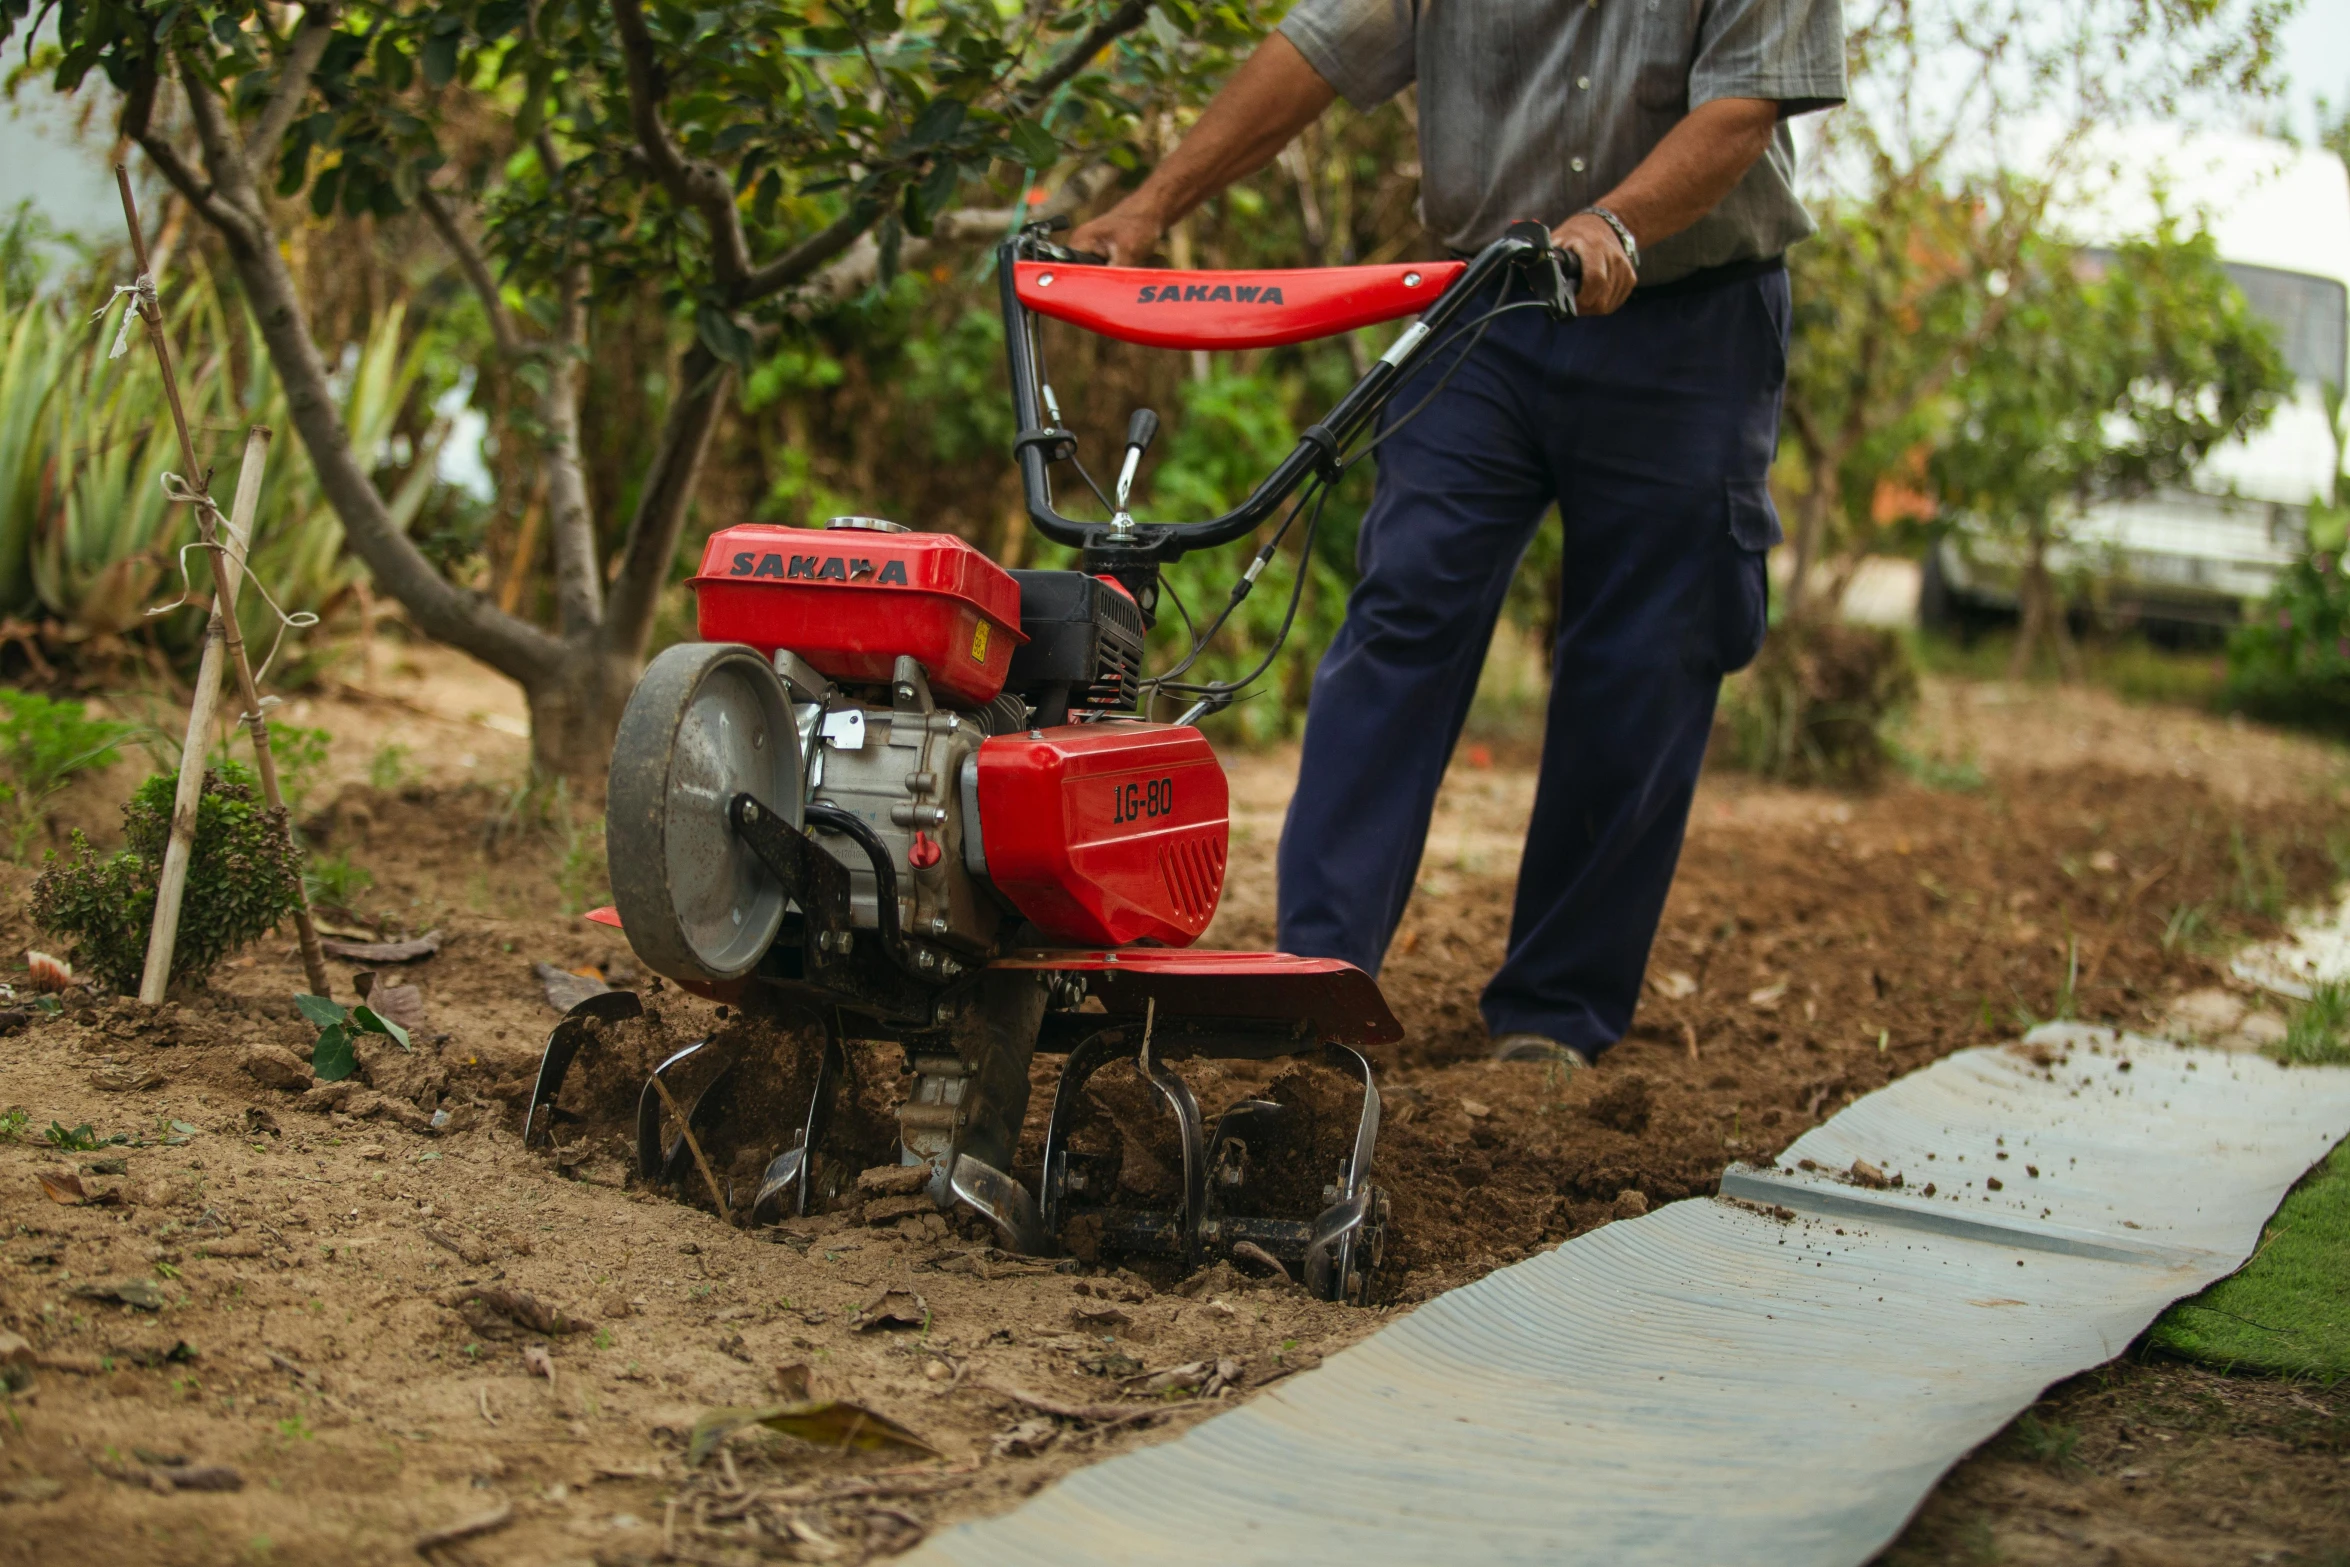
[1006,569,1145,726]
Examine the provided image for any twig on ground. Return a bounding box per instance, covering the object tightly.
[646,1070,733,1225]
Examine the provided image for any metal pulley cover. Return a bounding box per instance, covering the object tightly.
[606,642,802,984]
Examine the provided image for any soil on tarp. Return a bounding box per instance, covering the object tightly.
[0,676,2342,1564]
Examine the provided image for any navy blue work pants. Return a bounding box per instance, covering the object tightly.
[1276,268,1790,1058]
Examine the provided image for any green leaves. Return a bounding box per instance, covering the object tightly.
[1006,119,1061,169]
[353,1005,412,1050]
[296,992,411,1082]
[311,1023,358,1083]
[31,765,304,995]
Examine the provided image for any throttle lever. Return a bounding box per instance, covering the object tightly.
[1017,216,1108,266]
[1504,218,1580,321]
[1114,408,1160,512]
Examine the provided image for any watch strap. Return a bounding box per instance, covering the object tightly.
[1580,205,1639,273]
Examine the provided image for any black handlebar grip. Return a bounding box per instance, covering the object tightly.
[1126,408,1161,456]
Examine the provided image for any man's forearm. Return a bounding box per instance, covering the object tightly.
[1594,97,1779,248]
[1082,32,1335,252]
[1554,96,1778,313]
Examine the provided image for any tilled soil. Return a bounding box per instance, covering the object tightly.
[0,677,2343,1564]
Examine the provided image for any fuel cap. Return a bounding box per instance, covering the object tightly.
[825,515,911,533]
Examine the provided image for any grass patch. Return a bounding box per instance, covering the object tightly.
[2275,982,2350,1067]
[2149,1136,2350,1379]
[1911,627,2230,708]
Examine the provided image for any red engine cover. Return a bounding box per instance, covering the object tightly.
[690,524,1026,707]
[975,724,1229,947]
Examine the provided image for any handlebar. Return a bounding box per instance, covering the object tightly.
[998,220,1581,602]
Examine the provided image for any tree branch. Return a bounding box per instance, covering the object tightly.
[793,166,1117,304]
[246,4,340,186]
[417,186,523,357]
[1007,0,1149,114]
[122,66,256,248]
[601,342,732,652]
[734,0,1148,304]
[610,0,754,289]
[174,53,262,222]
[544,265,603,636]
[740,202,882,301]
[158,54,565,688]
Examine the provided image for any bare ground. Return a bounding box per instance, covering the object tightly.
[0,650,2343,1564]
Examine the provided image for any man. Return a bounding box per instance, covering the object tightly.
[1072,2,1845,1068]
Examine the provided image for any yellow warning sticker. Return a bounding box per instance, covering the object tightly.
[970,620,990,662]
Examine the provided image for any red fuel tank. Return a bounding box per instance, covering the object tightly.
[974,724,1228,947]
[690,523,1025,707]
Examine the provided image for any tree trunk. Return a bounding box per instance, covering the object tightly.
[1786,477,1837,620]
[522,640,644,785]
[2007,517,2082,682]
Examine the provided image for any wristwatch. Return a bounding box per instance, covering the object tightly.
[1580,205,1640,274]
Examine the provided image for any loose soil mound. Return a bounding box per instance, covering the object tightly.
[0,723,2340,1563]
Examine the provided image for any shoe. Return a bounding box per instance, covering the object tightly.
[1489,1033,1591,1067]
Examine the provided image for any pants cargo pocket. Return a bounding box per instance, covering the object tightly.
[1716,478,1780,674]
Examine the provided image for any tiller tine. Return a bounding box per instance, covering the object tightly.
[524,990,647,1148]
[1041,1030,1388,1304]
[749,1026,846,1224]
[635,1039,735,1187]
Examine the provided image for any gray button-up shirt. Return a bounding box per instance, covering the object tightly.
[1278,0,1847,286]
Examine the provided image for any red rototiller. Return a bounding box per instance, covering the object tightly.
[528,221,1580,1303]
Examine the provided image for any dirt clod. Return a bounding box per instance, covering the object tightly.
[1584,1073,1654,1134]
[239,1043,312,1091]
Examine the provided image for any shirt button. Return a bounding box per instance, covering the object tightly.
[1571,157,1586,173]
[1577,75,1591,90]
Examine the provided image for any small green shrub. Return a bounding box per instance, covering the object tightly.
[0,689,131,858]
[264,724,331,818]
[367,742,412,791]
[293,991,410,1082]
[305,850,375,912]
[30,763,304,993]
[2275,981,2350,1067]
[2008,1411,2083,1471]
[2225,532,2350,734]
[1717,618,1919,786]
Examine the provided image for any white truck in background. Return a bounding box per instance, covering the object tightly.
[1925,128,2350,631]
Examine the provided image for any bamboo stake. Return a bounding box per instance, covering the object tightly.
[118,167,332,1002]
[142,427,266,1002]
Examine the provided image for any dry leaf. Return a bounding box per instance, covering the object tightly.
[534,962,611,1012]
[773,1362,814,1400]
[1748,979,1789,1009]
[449,1286,584,1337]
[686,1401,942,1466]
[1654,970,1699,1000]
[321,930,443,964]
[71,1277,166,1311]
[992,1417,1059,1457]
[353,978,428,1031]
[852,1286,928,1332]
[37,1171,86,1205]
